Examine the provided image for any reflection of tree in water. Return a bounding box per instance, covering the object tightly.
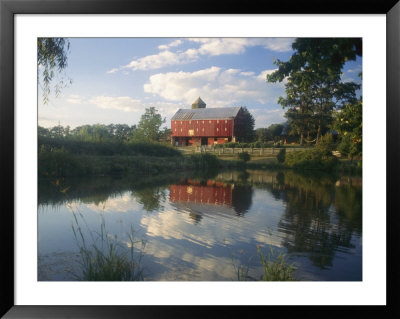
[189,212,203,224]
[231,185,253,216]
[132,187,166,212]
[334,185,362,236]
[277,171,361,269]
[39,172,187,208]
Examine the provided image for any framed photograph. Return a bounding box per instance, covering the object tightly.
[1,0,399,317]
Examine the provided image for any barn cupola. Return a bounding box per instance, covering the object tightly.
[191,97,206,109]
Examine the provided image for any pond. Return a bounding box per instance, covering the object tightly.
[38,169,362,281]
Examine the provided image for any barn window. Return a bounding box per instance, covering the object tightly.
[209,121,211,124]
[197,121,199,124]
[196,128,198,131]
[225,128,227,131]
[202,121,204,124]
[217,128,219,131]
[225,120,227,123]
[217,120,219,124]
[189,121,191,124]
[202,128,204,131]
[180,128,182,132]
[175,128,177,131]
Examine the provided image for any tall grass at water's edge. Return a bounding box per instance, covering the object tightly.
[256,246,296,281]
[234,246,296,281]
[71,212,146,281]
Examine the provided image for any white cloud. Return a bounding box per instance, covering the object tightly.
[158,39,183,50]
[188,38,294,55]
[240,71,255,77]
[347,65,362,73]
[107,49,199,73]
[66,94,83,104]
[144,66,283,108]
[251,108,286,128]
[88,96,143,112]
[86,95,183,121]
[106,68,119,74]
[109,38,294,73]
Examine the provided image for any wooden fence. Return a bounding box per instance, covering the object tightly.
[177,146,309,157]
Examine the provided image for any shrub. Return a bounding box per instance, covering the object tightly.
[187,153,220,169]
[316,134,335,155]
[337,134,361,160]
[238,151,251,162]
[276,148,286,163]
[38,150,83,177]
[284,148,339,171]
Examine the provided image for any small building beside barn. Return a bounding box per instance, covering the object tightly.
[171,97,247,146]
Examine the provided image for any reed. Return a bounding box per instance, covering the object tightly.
[71,213,146,281]
[257,246,296,281]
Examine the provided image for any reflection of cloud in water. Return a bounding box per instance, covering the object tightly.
[141,209,189,240]
[84,192,141,214]
[144,239,235,280]
[139,198,286,280]
[252,231,283,248]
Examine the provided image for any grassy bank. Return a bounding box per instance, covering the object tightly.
[221,148,361,175]
[39,151,245,178]
[39,135,361,177]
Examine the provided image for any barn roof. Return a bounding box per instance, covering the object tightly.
[171,107,241,121]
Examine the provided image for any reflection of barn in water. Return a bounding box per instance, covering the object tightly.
[169,179,252,223]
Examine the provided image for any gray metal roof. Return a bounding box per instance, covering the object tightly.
[171,107,241,121]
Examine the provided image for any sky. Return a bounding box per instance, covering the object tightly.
[38,38,362,129]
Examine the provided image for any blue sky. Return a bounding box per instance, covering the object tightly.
[38,38,362,129]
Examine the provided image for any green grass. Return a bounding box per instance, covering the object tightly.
[71,213,146,281]
[233,245,297,281]
[257,246,296,281]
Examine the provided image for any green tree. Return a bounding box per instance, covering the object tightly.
[277,70,315,145]
[37,38,71,104]
[112,124,133,141]
[309,74,359,143]
[267,123,284,142]
[266,38,362,82]
[333,98,362,159]
[238,107,255,142]
[256,128,270,142]
[267,38,361,144]
[38,126,51,138]
[135,107,166,141]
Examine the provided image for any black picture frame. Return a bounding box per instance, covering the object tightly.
[1,0,399,318]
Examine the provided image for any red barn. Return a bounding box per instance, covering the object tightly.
[171,97,247,146]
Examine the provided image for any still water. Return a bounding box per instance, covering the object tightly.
[38,169,362,281]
